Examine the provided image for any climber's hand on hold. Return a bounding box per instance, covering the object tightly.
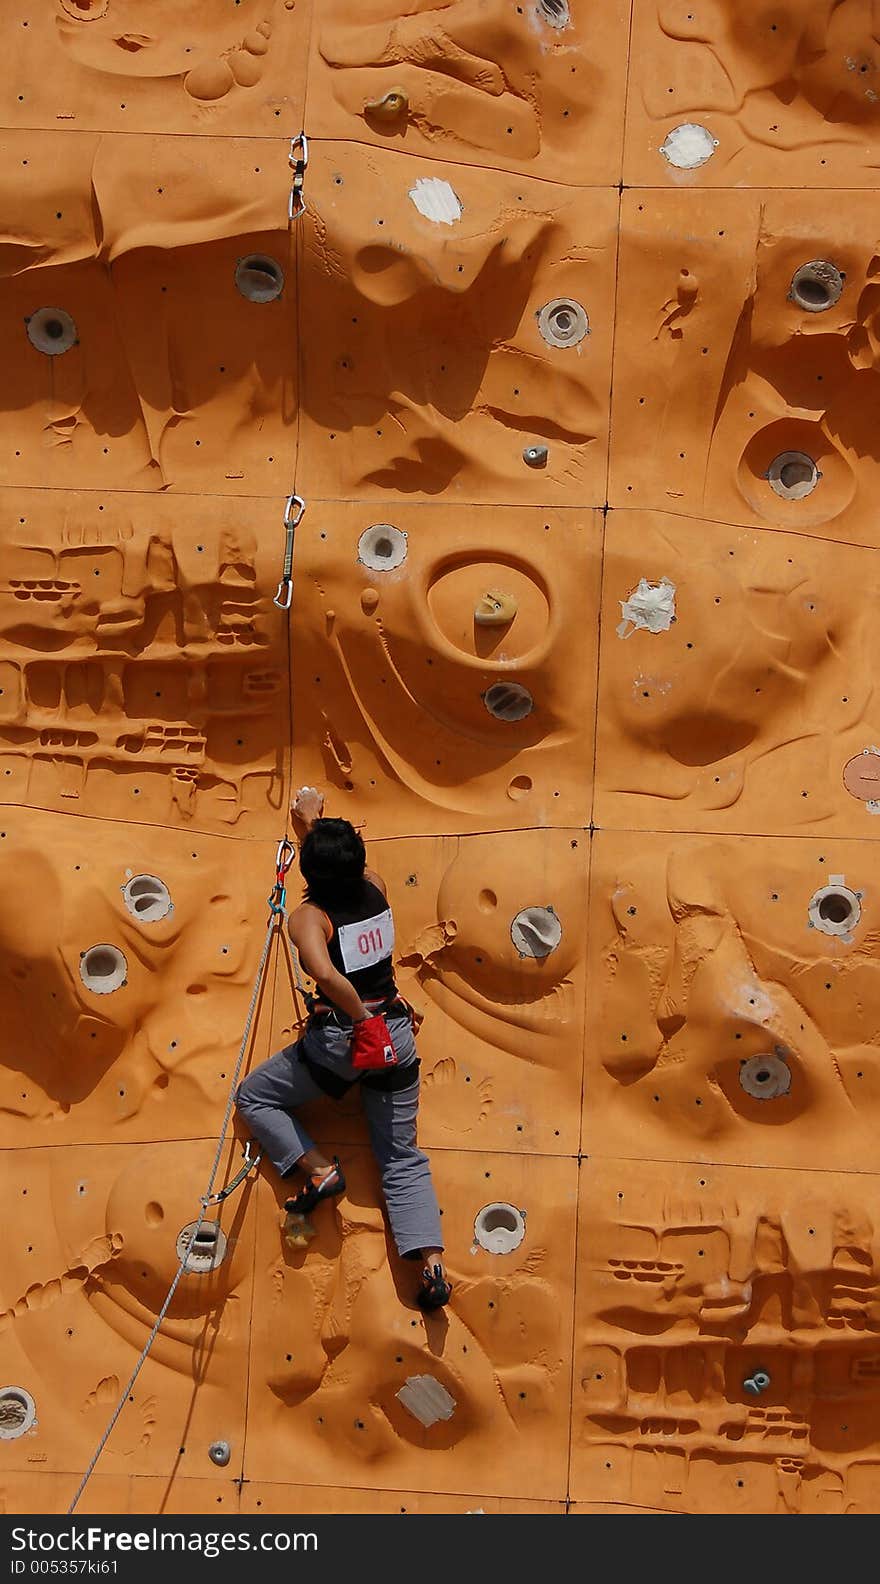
[292,786,324,831]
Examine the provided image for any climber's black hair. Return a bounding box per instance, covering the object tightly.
[299,818,366,908]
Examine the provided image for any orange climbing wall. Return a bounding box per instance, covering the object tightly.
[3,0,880,1519]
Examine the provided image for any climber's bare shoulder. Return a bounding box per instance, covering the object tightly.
[288,901,332,949]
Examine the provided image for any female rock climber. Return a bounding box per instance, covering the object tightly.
[236,787,452,1311]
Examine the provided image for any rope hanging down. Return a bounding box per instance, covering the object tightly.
[274,131,309,610]
[68,126,314,1517]
[66,842,300,1516]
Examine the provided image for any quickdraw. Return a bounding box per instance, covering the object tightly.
[288,131,309,222]
[202,1139,262,1206]
[268,835,296,924]
[273,492,305,610]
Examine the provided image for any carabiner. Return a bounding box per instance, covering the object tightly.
[289,132,309,173]
[267,880,287,923]
[275,837,295,879]
[203,1141,263,1206]
[288,132,309,222]
[284,493,306,530]
[273,494,305,610]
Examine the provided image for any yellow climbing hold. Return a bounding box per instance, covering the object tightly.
[364,88,408,122]
[283,1210,317,1248]
[474,591,518,627]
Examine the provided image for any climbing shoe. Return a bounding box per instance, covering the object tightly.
[284,1157,345,1216]
[416,1263,452,1312]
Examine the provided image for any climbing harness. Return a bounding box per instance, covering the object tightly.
[273,492,305,610]
[66,844,299,1516]
[288,131,309,222]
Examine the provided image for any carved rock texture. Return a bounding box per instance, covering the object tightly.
[2,0,880,1518]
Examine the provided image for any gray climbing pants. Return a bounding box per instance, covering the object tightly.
[235,1009,443,1260]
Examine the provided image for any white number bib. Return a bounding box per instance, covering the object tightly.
[337,908,394,973]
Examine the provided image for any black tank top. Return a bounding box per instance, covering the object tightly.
[322,879,397,1002]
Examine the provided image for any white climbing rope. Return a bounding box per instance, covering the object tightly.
[68,125,314,1515]
[66,902,281,1516]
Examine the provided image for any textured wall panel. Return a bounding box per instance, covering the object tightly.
[571,1157,880,1514]
[308,0,631,184]
[0,133,296,497]
[297,143,617,506]
[595,509,880,836]
[0,811,281,1149]
[0,491,289,834]
[625,1,880,189]
[0,1141,254,1478]
[243,1152,577,1500]
[584,829,880,1171]
[292,505,601,839]
[609,190,880,540]
[4,0,310,138]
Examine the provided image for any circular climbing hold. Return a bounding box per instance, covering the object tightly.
[808,884,861,938]
[234,254,284,303]
[660,123,718,169]
[510,906,562,959]
[0,1387,36,1440]
[474,1203,526,1254]
[79,944,127,995]
[208,1440,231,1467]
[474,591,517,627]
[483,682,533,721]
[844,749,880,810]
[537,0,571,27]
[25,307,77,356]
[536,298,589,349]
[358,523,407,571]
[228,50,263,87]
[176,1221,227,1275]
[59,0,109,17]
[743,1370,771,1396]
[122,874,173,924]
[184,61,235,101]
[767,451,819,500]
[739,1054,791,1100]
[364,87,408,121]
[523,444,549,468]
[789,261,844,313]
